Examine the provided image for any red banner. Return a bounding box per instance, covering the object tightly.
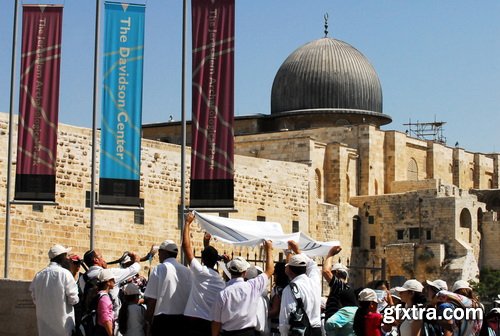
[15,5,63,201]
[190,0,235,208]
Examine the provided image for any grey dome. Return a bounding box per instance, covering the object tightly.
[271,38,383,117]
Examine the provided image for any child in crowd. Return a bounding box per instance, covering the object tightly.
[118,283,146,336]
[353,288,384,336]
[96,269,116,336]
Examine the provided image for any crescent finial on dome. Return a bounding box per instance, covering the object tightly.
[324,13,329,37]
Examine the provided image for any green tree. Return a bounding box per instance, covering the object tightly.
[470,268,500,309]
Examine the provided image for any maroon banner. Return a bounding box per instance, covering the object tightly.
[15,5,63,201]
[190,0,235,208]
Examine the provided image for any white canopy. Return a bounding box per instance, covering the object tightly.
[194,211,340,257]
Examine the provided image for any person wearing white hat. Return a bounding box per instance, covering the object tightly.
[279,241,323,336]
[118,283,146,336]
[322,246,355,320]
[451,280,470,293]
[182,212,225,336]
[353,288,385,336]
[81,248,141,322]
[426,279,448,292]
[211,240,274,336]
[29,244,79,336]
[395,280,426,336]
[482,308,500,336]
[144,239,192,336]
[95,269,116,336]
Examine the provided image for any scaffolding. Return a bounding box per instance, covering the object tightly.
[403,119,447,144]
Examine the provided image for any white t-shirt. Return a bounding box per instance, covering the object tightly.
[184,258,226,320]
[144,258,192,315]
[211,273,269,331]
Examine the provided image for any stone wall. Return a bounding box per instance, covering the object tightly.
[481,212,500,269]
[0,113,310,280]
[0,280,36,336]
[349,187,484,283]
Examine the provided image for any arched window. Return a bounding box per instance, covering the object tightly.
[459,208,472,228]
[315,169,322,199]
[407,158,418,181]
[374,179,379,195]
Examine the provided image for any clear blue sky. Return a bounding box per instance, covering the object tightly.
[1,1,499,153]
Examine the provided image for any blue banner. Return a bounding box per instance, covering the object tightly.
[99,2,145,205]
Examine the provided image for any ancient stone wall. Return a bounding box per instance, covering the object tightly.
[480,212,500,269]
[0,114,310,280]
[349,188,484,283]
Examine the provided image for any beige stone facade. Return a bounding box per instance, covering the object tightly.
[1,112,500,288]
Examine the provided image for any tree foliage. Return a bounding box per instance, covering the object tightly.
[470,268,500,308]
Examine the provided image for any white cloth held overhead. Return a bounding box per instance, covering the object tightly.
[194,211,340,257]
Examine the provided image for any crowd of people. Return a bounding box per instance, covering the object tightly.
[29,213,500,336]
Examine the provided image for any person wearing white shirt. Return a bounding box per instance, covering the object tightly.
[244,266,270,335]
[82,249,141,319]
[144,239,193,336]
[182,212,226,336]
[279,241,323,336]
[30,244,79,336]
[211,241,274,336]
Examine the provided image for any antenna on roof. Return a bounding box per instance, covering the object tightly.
[324,13,329,37]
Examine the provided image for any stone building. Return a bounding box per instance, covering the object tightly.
[142,35,500,287]
[1,32,499,290]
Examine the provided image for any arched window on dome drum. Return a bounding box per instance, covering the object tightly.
[407,158,418,181]
[315,169,322,200]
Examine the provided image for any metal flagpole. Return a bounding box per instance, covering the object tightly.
[180,0,187,264]
[4,0,19,279]
[90,0,101,250]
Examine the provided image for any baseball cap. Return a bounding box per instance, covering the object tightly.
[48,244,71,259]
[98,269,115,282]
[227,256,251,273]
[286,254,308,267]
[358,288,378,302]
[426,279,448,291]
[452,280,471,292]
[159,240,178,253]
[69,254,82,264]
[487,308,500,317]
[389,288,401,301]
[395,279,424,293]
[244,265,263,280]
[123,283,141,296]
[332,263,348,271]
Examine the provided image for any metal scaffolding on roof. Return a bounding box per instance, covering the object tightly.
[403,118,447,144]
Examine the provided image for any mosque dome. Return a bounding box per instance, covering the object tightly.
[271,37,390,125]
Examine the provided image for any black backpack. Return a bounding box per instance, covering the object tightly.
[288,283,312,336]
[73,273,101,336]
[75,291,107,336]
